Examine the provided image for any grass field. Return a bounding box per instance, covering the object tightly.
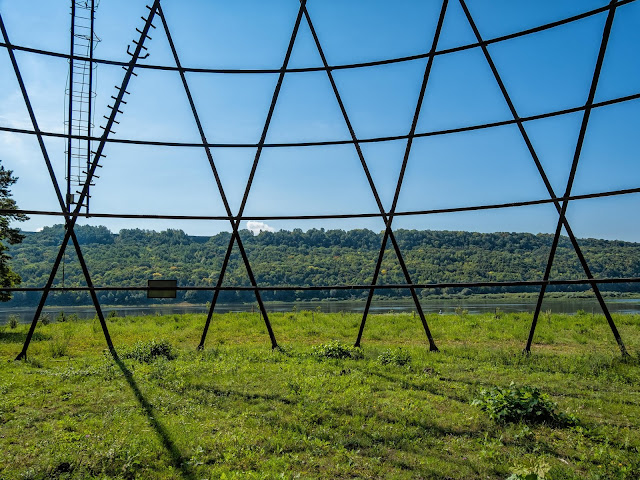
[1,310,639,479]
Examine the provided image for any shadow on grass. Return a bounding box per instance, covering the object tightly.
[0,330,50,344]
[369,369,471,404]
[183,374,484,447]
[186,382,295,405]
[109,349,196,480]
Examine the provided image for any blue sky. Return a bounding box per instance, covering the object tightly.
[1,0,639,240]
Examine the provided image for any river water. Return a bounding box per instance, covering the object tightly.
[2,298,640,324]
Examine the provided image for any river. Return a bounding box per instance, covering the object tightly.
[2,297,640,324]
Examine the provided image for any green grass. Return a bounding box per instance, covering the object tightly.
[1,311,639,479]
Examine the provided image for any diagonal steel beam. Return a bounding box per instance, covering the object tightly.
[156,4,277,349]
[196,0,308,349]
[2,2,161,359]
[1,10,115,359]
[458,0,627,355]
[302,1,448,350]
[523,0,627,355]
[354,0,448,349]
[234,1,307,229]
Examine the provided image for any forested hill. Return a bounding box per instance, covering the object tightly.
[6,225,640,306]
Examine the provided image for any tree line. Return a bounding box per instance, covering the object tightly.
[6,224,640,306]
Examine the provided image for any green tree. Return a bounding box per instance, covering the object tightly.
[0,163,28,301]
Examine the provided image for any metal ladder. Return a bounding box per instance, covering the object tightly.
[64,0,100,214]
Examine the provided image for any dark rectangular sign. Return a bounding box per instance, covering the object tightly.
[147,279,177,299]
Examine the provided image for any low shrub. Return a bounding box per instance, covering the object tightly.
[8,314,19,329]
[39,313,51,325]
[49,330,72,358]
[472,383,578,426]
[312,341,363,360]
[377,348,411,366]
[49,339,69,358]
[122,339,177,363]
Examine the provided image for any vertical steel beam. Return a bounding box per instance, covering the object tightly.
[66,0,76,211]
[86,0,96,215]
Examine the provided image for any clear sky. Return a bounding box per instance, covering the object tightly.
[1,0,639,240]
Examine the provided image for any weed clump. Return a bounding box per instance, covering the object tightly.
[507,458,550,480]
[122,339,177,363]
[472,382,578,426]
[377,348,411,366]
[312,341,363,360]
[49,335,70,358]
[54,312,79,322]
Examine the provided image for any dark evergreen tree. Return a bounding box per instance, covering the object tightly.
[0,162,28,301]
